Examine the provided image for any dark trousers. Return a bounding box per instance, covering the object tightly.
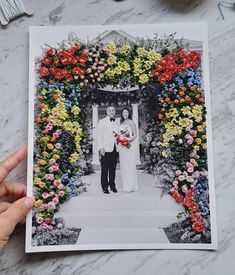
[100,145,118,191]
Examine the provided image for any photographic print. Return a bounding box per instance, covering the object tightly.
[26,23,217,252]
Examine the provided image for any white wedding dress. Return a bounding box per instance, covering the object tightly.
[118,123,138,192]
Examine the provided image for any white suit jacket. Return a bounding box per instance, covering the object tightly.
[97,116,120,153]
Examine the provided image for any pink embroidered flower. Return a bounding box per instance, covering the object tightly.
[36,217,44,224]
[178,139,183,144]
[58,183,64,190]
[39,204,47,210]
[52,164,59,171]
[45,173,54,181]
[48,202,56,209]
[187,139,193,145]
[42,192,49,199]
[182,185,189,194]
[54,179,61,187]
[49,191,55,197]
[175,170,182,176]
[178,175,185,181]
[186,162,193,168]
[55,143,61,149]
[52,197,59,204]
[187,167,194,173]
[185,127,191,132]
[191,130,197,136]
[186,176,194,183]
[50,158,56,165]
[185,134,192,140]
[183,171,188,177]
[58,191,65,197]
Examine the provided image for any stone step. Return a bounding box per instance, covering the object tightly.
[58,195,183,212]
[77,227,170,245]
[55,209,182,229]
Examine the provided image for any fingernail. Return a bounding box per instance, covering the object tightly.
[24,197,35,208]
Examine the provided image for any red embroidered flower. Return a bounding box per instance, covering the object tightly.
[44,217,52,225]
[42,56,51,66]
[46,48,54,55]
[190,213,202,223]
[192,221,204,233]
[188,201,199,212]
[72,67,85,76]
[39,67,49,77]
[175,193,183,202]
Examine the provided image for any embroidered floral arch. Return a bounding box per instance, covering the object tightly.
[33,33,210,244]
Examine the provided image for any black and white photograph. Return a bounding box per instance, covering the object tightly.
[26,23,217,252]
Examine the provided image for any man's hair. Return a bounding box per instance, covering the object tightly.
[106,105,116,110]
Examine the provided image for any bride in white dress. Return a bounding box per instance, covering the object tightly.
[118,108,138,192]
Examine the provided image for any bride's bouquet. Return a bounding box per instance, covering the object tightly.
[113,130,131,149]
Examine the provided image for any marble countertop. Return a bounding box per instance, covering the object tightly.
[0,0,235,274]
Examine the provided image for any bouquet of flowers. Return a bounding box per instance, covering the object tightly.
[113,130,131,148]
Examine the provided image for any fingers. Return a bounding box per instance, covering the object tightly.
[0,146,27,183]
[0,181,26,200]
[0,196,34,248]
[0,201,11,214]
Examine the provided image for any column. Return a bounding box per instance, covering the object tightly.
[131,103,141,165]
[92,104,100,165]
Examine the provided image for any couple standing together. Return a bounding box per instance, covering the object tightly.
[97,106,138,194]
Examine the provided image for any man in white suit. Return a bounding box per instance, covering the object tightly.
[97,106,120,194]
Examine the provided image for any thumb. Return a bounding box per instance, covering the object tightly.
[0,196,34,244]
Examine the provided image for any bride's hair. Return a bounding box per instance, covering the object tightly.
[120,108,132,123]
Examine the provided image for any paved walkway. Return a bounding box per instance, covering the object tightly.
[55,170,184,246]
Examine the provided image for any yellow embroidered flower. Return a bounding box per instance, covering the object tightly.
[40,136,50,143]
[147,51,162,62]
[195,138,202,145]
[181,106,191,115]
[69,152,79,164]
[202,135,207,140]
[39,159,47,166]
[107,42,117,54]
[192,105,203,120]
[139,74,149,84]
[52,154,60,159]
[34,167,41,173]
[202,122,207,128]
[34,178,41,185]
[202,144,207,150]
[105,68,115,77]
[168,108,179,118]
[39,182,46,188]
[143,60,152,70]
[137,47,147,57]
[47,143,54,150]
[63,121,73,131]
[71,106,80,116]
[119,44,130,55]
[162,151,167,158]
[197,125,204,132]
[76,143,81,150]
[194,145,200,151]
[114,66,122,75]
[41,151,49,158]
[40,89,47,95]
[41,104,50,115]
[178,117,190,128]
[117,61,130,71]
[34,199,43,207]
[107,55,117,65]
